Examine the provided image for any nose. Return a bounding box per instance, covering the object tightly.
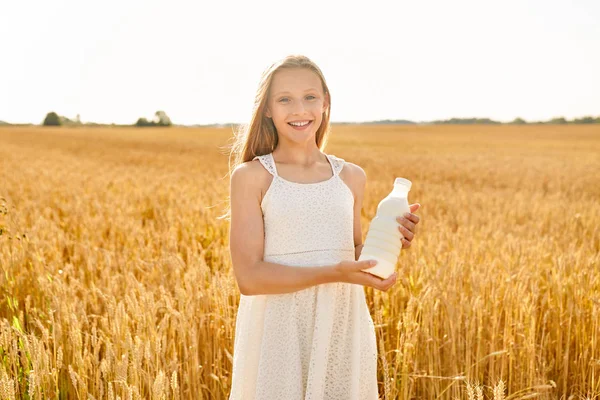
[291,99,307,115]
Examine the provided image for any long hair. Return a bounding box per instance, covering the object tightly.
[217,55,333,221]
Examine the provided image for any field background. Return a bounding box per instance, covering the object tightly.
[0,124,599,399]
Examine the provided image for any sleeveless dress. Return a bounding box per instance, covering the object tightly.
[228,152,379,400]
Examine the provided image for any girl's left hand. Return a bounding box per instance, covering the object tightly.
[397,203,421,249]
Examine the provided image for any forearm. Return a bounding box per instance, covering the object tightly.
[355,244,364,261]
[244,260,340,296]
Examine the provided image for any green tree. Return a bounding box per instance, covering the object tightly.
[134,111,173,127]
[135,117,152,127]
[154,111,172,126]
[573,116,596,124]
[43,112,61,126]
[549,117,567,124]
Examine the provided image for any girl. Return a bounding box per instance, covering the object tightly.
[225,55,420,399]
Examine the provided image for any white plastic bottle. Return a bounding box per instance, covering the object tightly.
[359,177,412,279]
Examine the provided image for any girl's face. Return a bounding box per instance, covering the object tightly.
[265,68,329,145]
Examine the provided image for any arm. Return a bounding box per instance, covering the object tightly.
[348,163,367,261]
[354,244,364,262]
[229,162,339,296]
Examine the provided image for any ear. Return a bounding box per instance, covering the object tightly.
[264,107,271,118]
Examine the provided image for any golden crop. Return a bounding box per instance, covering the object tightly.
[0,124,598,399]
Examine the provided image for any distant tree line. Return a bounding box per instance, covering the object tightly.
[430,118,501,125]
[4,112,597,127]
[340,116,600,125]
[38,111,173,127]
[503,116,600,125]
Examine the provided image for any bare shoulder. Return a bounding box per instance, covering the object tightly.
[233,157,274,180]
[339,161,367,199]
[343,161,366,183]
[232,158,265,178]
[231,158,273,202]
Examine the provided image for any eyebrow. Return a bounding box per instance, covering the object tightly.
[273,88,319,97]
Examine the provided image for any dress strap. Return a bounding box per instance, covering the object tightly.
[252,153,278,177]
[327,154,345,176]
[254,152,344,177]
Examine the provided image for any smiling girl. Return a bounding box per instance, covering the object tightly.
[224,54,420,399]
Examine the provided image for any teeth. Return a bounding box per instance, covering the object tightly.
[289,121,310,127]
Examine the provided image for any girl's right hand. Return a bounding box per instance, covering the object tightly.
[334,260,398,292]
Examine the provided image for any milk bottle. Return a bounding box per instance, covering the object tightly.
[359,178,412,279]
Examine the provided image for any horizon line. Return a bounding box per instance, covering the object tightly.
[2,113,600,126]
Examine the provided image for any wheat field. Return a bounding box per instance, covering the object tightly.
[0,124,599,399]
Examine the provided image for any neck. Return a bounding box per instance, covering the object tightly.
[272,145,325,167]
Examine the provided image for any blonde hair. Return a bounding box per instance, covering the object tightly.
[217,54,333,221]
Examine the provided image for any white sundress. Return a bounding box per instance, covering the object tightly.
[228,152,379,400]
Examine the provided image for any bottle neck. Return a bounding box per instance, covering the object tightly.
[391,186,410,197]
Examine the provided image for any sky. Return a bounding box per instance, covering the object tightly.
[1,0,599,125]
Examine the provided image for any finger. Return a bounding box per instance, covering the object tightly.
[403,212,421,225]
[382,274,397,290]
[398,224,415,241]
[382,272,397,284]
[403,213,421,225]
[397,216,416,233]
[409,203,421,213]
[401,238,412,249]
[387,276,397,289]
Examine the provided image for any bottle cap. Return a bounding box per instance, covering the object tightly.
[394,177,412,191]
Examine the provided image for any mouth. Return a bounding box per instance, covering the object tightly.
[288,120,313,130]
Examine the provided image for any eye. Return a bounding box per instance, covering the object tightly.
[278,95,316,103]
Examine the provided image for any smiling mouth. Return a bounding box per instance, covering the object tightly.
[288,121,312,127]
